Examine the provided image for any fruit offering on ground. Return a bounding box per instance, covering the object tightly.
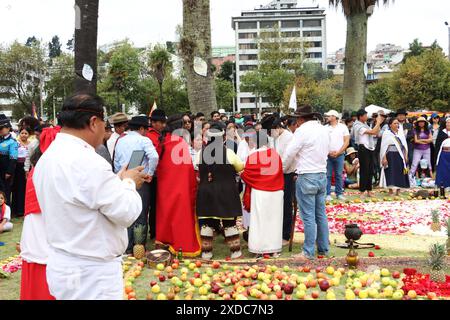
[121,258,450,300]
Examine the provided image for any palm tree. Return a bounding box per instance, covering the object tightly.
[181,0,217,115]
[74,0,99,94]
[329,0,391,112]
[148,45,172,110]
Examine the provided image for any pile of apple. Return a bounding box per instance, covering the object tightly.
[124,258,441,300]
[123,257,145,300]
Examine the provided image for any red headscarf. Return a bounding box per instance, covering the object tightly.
[40,126,61,153]
[24,126,61,216]
[241,148,284,212]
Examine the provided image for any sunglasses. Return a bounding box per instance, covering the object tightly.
[184,120,192,124]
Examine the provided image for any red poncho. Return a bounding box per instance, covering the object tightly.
[241,148,284,212]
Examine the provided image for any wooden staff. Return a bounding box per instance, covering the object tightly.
[289,181,297,252]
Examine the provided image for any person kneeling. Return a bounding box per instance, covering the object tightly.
[0,191,13,233]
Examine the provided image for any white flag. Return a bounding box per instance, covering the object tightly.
[289,86,297,110]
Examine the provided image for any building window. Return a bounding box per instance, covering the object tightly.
[303,30,322,37]
[307,52,322,59]
[240,97,256,103]
[239,21,257,29]
[261,97,271,103]
[239,65,257,71]
[281,20,300,29]
[239,54,258,61]
[260,20,279,29]
[281,31,301,38]
[260,31,279,38]
[303,20,322,28]
[239,32,257,39]
[310,41,322,48]
[239,43,258,50]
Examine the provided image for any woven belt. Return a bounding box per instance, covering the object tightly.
[442,147,450,152]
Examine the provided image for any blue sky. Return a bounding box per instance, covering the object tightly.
[1,0,449,54]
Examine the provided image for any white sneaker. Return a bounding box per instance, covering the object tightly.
[337,195,346,201]
[326,195,333,202]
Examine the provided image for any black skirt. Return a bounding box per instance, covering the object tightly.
[11,161,26,217]
[385,151,410,188]
[196,148,242,219]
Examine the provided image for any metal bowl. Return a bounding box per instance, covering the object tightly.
[146,249,172,269]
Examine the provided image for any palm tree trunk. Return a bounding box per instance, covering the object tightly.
[74,0,99,94]
[158,82,164,109]
[181,0,217,115]
[342,12,368,112]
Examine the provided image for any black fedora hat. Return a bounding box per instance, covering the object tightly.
[395,108,408,116]
[292,105,322,119]
[128,116,150,128]
[0,114,11,127]
[150,109,167,122]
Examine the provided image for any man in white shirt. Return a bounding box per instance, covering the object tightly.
[107,112,129,158]
[114,116,159,254]
[351,109,383,197]
[272,119,295,245]
[34,94,147,300]
[283,105,330,261]
[324,110,350,201]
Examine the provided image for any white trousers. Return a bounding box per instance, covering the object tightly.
[46,249,123,300]
[248,189,283,254]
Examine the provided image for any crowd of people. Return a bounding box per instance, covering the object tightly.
[344,109,450,196]
[0,92,449,300]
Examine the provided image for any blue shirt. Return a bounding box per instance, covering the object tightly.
[0,134,18,159]
[113,131,159,176]
[0,134,18,175]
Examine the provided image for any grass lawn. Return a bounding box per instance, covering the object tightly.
[1,188,448,300]
[0,217,23,300]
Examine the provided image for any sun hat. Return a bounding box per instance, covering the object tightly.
[109,113,129,125]
[324,110,342,119]
[346,147,358,156]
[416,116,428,123]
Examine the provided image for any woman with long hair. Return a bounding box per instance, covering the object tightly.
[380,118,410,196]
[410,117,433,180]
[154,115,201,257]
[11,127,31,217]
[19,126,60,300]
[435,118,450,189]
[429,113,441,171]
[196,122,244,260]
[241,130,284,258]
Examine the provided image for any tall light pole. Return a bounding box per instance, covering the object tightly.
[230,63,236,113]
[445,22,450,60]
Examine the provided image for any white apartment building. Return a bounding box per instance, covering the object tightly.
[232,0,327,111]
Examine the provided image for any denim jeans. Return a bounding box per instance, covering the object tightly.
[296,172,329,258]
[326,154,345,196]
